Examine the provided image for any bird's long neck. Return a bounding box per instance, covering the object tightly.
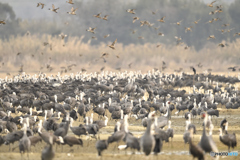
[146,119,152,135]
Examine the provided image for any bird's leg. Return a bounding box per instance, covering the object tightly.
[128,153,134,160]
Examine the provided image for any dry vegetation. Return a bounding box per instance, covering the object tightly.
[0,34,240,74]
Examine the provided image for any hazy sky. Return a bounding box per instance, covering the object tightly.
[1,0,235,19]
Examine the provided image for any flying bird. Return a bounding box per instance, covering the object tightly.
[59,33,67,39]
[94,13,101,19]
[132,17,140,23]
[193,19,201,24]
[86,27,96,34]
[66,0,74,4]
[108,39,117,49]
[67,7,78,15]
[49,4,59,13]
[234,33,240,37]
[158,16,165,23]
[126,9,136,14]
[207,35,215,40]
[185,26,193,33]
[37,3,46,9]
[207,1,216,7]
[103,34,110,38]
[102,15,108,21]
[0,20,6,25]
[228,66,238,72]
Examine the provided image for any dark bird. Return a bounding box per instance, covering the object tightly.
[219,122,237,152]
[19,123,31,158]
[96,140,108,156]
[228,66,237,72]
[189,128,205,160]
[140,118,155,156]
[190,67,196,75]
[41,136,55,160]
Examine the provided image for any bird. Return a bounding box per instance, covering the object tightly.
[207,1,216,7]
[108,39,117,49]
[132,17,139,23]
[228,66,237,72]
[86,27,96,34]
[185,26,193,33]
[218,43,228,47]
[103,34,110,38]
[94,13,101,18]
[0,20,6,25]
[41,136,55,160]
[66,0,74,4]
[48,4,59,13]
[190,67,196,75]
[198,113,219,157]
[67,7,78,15]
[234,33,240,37]
[166,120,174,145]
[194,19,201,24]
[158,32,164,36]
[189,128,205,160]
[126,9,136,14]
[140,118,155,156]
[19,123,31,159]
[96,140,108,156]
[158,16,165,23]
[59,33,67,39]
[207,35,215,40]
[219,122,237,152]
[102,15,108,21]
[37,3,45,9]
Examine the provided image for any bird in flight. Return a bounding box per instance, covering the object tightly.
[228,66,238,72]
[207,1,216,7]
[132,17,139,23]
[158,16,165,23]
[66,0,74,4]
[86,27,96,34]
[67,7,78,15]
[102,15,108,21]
[126,9,136,14]
[94,13,101,19]
[59,33,67,40]
[0,20,6,25]
[49,4,59,13]
[207,35,215,40]
[193,19,201,24]
[37,3,46,9]
[108,39,117,49]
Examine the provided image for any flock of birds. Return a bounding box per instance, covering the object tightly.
[0,69,239,160]
[0,1,239,160]
[1,0,240,74]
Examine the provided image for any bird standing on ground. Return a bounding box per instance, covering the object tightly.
[140,118,155,156]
